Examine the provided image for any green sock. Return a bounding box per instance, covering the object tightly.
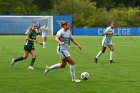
[15,57,24,62]
[30,58,36,66]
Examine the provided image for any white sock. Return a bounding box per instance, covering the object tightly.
[96,51,102,58]
[110,51,113,60]
[48,63,61,70]
[70,65,76,80]
[43,42,46,48]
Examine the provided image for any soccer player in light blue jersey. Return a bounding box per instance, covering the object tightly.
[44,21,82,82]
[94,21,115,63]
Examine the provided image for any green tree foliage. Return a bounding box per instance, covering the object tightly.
[33,0,53,11]
[50,0,97,27]
[0,0,38,14]
[50,0,140,27]
[92,0,140,10]
[0,0,139,27]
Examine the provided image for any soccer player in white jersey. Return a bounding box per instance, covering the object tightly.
[40,23,49,48]
[94,21,115,63]
[44,21,82,83]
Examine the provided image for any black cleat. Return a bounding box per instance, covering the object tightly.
[94,58,98,63]
[110,60,114,63]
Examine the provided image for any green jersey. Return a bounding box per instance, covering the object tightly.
[25,30,36,46]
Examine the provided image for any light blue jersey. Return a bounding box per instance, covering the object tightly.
[56,28,72,58]
[56,28,72,50]
[102,26,114,47]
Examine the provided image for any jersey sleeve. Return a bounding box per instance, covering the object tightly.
[56,30,61,37]
[46,27,49,32]
[104,27,112,35]
[104,27,110,33]
[27,31,32,38]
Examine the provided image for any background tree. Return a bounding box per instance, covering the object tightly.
[0,0,38,14]
[0,0,139,27]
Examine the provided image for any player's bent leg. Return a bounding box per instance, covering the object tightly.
[11,56,28,66]
[102,46,107,53]
[44,63,62,75]
[94,46,106,63]
[66,56,75,65]
[12,50,29,65]
[60,59,67,68]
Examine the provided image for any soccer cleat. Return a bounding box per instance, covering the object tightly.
[44,66,50,75]
[43,43,46,48]
[11,59,15,66]
[94,58,98,63]
[110,60,114,63]
[43,46,46,48]
[28,66,34,70]
[72,79,81,83]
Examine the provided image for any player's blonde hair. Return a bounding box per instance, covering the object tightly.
[58,20,69,27]
[111,21,115,25]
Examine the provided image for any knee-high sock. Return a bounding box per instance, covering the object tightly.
[43,42,46,48]
[96,51,102,58]
[48,63,61,70]
[14,56,24,62]
[110,51,113,60]
[30,58,36,66]
[70,65,76,80]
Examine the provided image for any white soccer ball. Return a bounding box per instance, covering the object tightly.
[81,72,89,80]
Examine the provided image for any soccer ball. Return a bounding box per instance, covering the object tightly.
[81,72,89,80]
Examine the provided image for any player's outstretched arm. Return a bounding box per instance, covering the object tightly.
[34,40,43,45]
[70,38,82,50]
[26,36,43,45]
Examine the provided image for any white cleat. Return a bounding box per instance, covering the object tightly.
[44,66,49,75]
[72,79,81,83]
[43,45,46,48]
[11,59,15,66]
[28,66,34,70]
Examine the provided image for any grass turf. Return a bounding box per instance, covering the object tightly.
[0,35,140,93]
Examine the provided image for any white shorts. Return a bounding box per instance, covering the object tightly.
[102,40,112,47]
[57,47,70,59]
[42,31,47,37]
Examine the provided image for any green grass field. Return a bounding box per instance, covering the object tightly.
[0,35,140,93]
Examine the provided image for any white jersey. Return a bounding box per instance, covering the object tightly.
[40,26,49,37]
[102,26,114,47]
[56,28,72,50]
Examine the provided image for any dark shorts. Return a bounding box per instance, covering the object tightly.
[24,45,35,52]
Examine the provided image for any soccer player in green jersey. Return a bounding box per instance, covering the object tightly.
[11,24,43,70]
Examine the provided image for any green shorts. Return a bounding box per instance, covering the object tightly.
[24,45,35,52]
